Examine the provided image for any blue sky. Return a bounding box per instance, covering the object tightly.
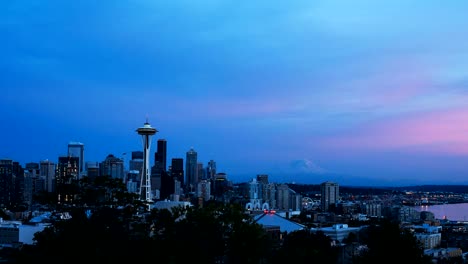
[2,1,468,186]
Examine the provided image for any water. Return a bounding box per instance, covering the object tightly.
[413,203,468,221]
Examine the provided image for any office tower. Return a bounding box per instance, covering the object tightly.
[25,162,43,202]
[129,155,143,173]
[154,139,167,172]
[56,156,79,203]
[160,170,175,201]
[185,148,198,190]
[290,189,302,211]
[126,170,140,193]
[207,160,216,180]
[40,159,55,193]
[100,154,125,180]
[151,139,167,193]
[248,178,262,210]
[197,180,211,202]
[212,172,228,199]
[276,184,290,211]
[136,120,158,203]
[85,161,99,179]
[171,158,184,186]
[0,159,24,208]
[321,181,339,212]
[263,183,277,210]
[197,162,205,180]
[68,142,84,179]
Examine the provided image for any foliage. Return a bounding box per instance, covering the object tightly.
[354,219,433,264]
[271,229,338,264]
[12,201,273,263]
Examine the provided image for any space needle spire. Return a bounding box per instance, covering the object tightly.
[136,118,158,206]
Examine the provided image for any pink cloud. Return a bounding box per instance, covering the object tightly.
[362,60,433,103]
[319,106,468,155]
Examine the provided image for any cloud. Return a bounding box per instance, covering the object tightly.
[318,106,468,155]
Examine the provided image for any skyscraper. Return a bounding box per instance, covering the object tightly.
[40,159,55,193]
[100,154,125,180]
[321,181,339,212]
[151,139,167,194]
[56,156,79,203]
[207,160,216,180]
[25,162,42,204]
[155,139,167,173]
[0,159,24,208]
[170,158,184,186]
[68,142,84,179]
[197,162,205,180]
[185,148,198,190]
[136,120,158,203]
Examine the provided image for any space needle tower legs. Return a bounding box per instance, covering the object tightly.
[136,118,158,208]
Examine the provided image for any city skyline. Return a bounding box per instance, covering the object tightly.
[2,1,468,186]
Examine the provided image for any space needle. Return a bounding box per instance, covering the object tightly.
[136,118,158,205]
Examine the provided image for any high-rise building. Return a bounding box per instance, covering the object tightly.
[154,139,167,173]
[197,162,205,181]
[321,181,339,212]
[170,158,184,186]
[276,184,290,210]
[136,120,158,203]
[151,139,167,193]
[129,151,143,174]
[56,156,79,203]
[207,160,216,180]
[129,156,143,174]
[40,159,55,193]
[25,162,43,203]
[85,161,99,179]
[185,148,198,190]
[212,172,228,200]
[197,180,211,202]
[263,183,277,210]
[126,170,140,193]
[68,142,84,179]
[100,154,125,180]
[0,159,24,208]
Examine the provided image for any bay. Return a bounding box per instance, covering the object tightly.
[413,203,468,221]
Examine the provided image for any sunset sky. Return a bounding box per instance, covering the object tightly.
[2,1,468,186]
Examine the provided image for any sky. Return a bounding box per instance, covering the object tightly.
[2,0,468,186]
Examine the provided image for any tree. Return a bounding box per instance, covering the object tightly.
[355,219,432,264]
[272,229,338,264]
[13,201,274,264]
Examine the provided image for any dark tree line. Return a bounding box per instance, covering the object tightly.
[5,178,433,263]
[8,205,433,264]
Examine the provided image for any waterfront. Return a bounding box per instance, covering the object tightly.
[414,203,468,221]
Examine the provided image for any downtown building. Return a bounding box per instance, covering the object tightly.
[185,148,198,192]
[56,156,79,203]
[40,159,55,193]
[67,142,84,179]
[100,154,125,180]
[321,181,339,212]
[0,159,25,209]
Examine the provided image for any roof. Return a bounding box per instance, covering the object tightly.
[254,211,306,233]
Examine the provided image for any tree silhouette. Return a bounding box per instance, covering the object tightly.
[13,201,273,264]
[272,229,338,264]
[355,219,432,264]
